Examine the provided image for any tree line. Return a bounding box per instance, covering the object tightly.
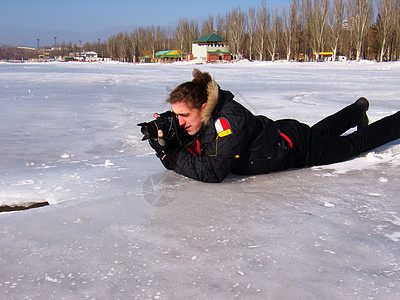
[43,0,400,62]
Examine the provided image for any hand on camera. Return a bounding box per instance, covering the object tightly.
[145,111,183,162]
[149,129,167,160]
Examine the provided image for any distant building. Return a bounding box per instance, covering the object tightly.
[69,51,99,61]
[313,51,347,62]
[155,50,182,63]
[314,52,334,61]
[38,51,50,61]
[84,51,98,61]
[189,33,231,62]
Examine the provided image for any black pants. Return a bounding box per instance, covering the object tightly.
[277,102,400,168]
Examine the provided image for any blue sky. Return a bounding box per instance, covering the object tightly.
[1,0,290,47]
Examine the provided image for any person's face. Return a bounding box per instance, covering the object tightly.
[171,101,206,136]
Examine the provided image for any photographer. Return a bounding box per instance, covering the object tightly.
[141,69,400,183]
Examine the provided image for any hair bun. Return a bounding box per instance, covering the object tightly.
[192,69,212,85]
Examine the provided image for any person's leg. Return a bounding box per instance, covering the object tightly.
[308,111,400,166]
[311,97,369,136]
[358,111,400,152]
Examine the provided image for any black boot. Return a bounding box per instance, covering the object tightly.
[355,97,369,130]
[311,97,370,136]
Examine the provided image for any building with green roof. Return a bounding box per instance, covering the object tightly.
[190,33,231,62]
[155,50,182,63]
[194,33,227,43]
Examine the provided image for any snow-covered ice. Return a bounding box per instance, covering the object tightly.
[1,61,399,299]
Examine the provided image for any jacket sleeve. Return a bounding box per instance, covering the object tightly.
[159,111,251,183]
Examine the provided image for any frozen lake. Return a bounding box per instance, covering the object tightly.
[1,61,400,299]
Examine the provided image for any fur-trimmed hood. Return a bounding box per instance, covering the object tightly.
[200,79,235,126]
[201,79,219,126]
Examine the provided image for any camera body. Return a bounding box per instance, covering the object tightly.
[138,111,189,143]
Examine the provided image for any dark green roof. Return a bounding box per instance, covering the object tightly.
[194,33,227,43]
[207,49,230,55]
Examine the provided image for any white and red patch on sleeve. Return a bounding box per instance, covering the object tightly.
[215,117,232,138]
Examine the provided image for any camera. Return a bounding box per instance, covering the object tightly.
[138,111,189,143]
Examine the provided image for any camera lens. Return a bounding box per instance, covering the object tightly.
[140,125,150,138]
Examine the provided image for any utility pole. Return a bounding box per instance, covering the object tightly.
[54,36,57,49]
[98,38,102,60]
[79,40,82,59]
[37,38,40,50]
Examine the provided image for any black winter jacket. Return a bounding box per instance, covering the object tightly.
[153,82,292,183]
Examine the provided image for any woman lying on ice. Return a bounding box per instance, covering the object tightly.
[145,69,400,183]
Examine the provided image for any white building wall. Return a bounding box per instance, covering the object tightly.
[192,44,230,60]
[192,44,207,59]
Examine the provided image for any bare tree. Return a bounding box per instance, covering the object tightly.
[189,20,199,48]
[226,7,246,60]
[136,26,157,61]
[107,36,116,60]
[184,20,199,59]
[247,7,256,60]
[114,32,130,62]
[283,1,300,61]
[202,15,214,35]
[376,0,396,62]
[393,0,400,60]
[305,0,330,61]
[147,26,156,60]
[266,8,282,61]
[155,26,163,51]
[137,27,147,59]
[175,19,190,56]
[215,14,226,37]
[130,30,138,62]
[328,0,345,60]
[347,0,373,61]
[255,1,268,60]
[159,26,175,50]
